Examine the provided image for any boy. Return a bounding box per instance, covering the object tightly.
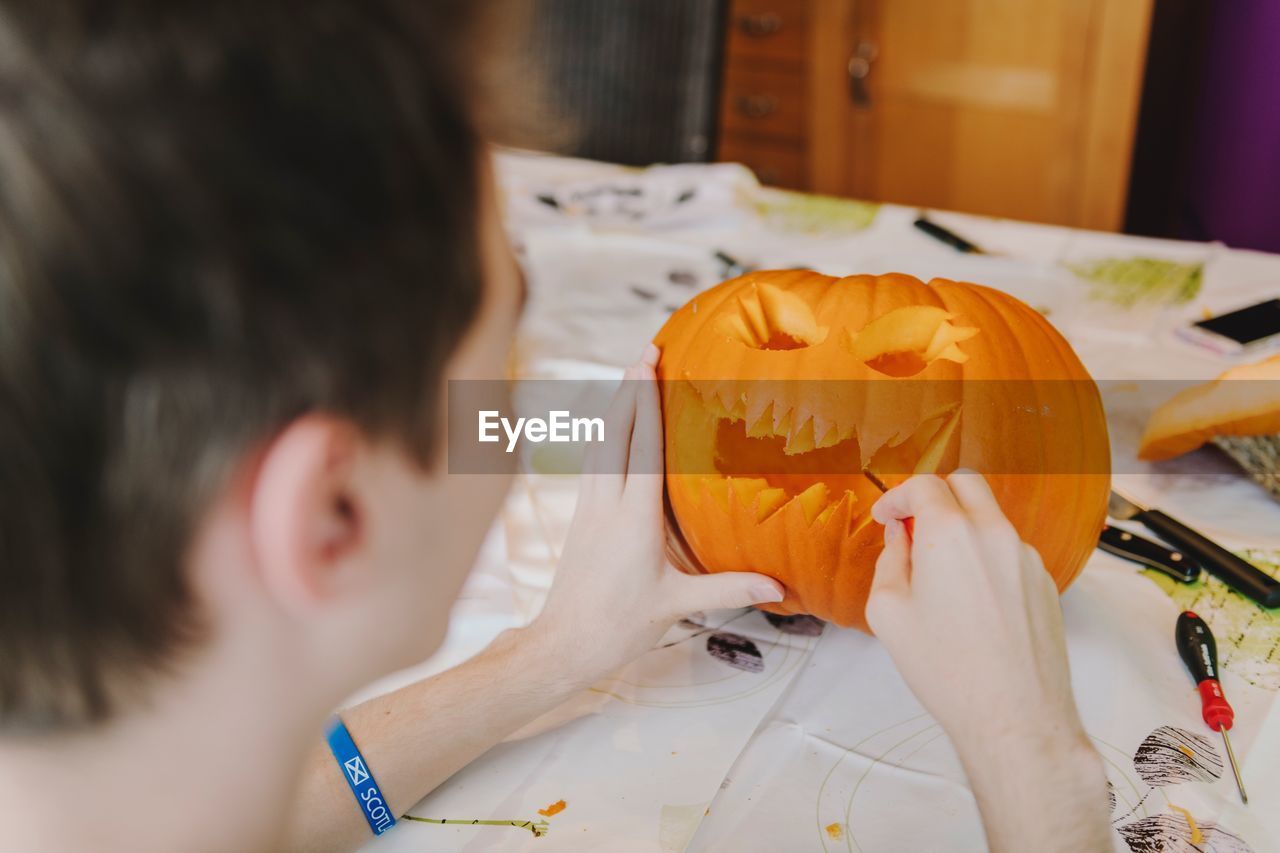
[0,3,1109,851]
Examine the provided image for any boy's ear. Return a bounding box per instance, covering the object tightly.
[247,415,366,613]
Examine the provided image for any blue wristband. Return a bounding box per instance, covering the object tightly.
[325,716,396,836]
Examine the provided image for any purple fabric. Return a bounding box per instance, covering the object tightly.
[1186,1,1280,252]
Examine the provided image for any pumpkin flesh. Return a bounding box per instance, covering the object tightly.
[1138,354,1280,461]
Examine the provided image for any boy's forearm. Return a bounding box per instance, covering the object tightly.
[955,725,1111,853]
[282,620,596,853]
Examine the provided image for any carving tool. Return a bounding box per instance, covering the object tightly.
[1097,524,1200,583]
[862,469,913,538]
[1175,611,1248,804]
[1109,489,1280,607]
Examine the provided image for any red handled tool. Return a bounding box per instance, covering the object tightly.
[1175,610,1247,804]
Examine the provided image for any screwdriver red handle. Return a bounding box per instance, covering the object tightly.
[1175,610,1249,805]
[1176,610,1234,731]
[1197,678,1234,731]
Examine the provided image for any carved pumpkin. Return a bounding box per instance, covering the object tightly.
[654,270,1110,630]
[1138,354,1280,498]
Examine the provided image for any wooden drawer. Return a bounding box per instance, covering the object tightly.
[718,134,806,189]
[719,64,805,142]
[725,0,808,66]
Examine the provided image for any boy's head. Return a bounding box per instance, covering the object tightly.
[0,1,523,731]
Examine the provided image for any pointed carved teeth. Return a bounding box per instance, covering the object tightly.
[786,417,816,455]
[710,476,860,530]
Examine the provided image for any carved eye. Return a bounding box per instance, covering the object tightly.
[846,306,978,377]
[715,282,828,350]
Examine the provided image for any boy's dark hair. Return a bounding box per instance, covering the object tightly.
[0,1,507,731]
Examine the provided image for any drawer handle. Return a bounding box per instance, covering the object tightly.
[736,13,782,37]
[735,94,778,119]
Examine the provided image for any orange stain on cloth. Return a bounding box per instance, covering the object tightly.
[538,800,567,818]
[1167,804,1203,845]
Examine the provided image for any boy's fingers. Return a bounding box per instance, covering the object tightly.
[669,570,784,615]
[945,469,1010,528]
[623,360,663,502]
[582,365,640,495]
[869,519,911,598]
[1021,542,1057,594]
[638,342,660,370]
[870,474,959,526]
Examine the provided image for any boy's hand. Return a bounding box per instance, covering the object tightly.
[868,472,1109,853]
[528,344,784,681]
[868,472,1083,740]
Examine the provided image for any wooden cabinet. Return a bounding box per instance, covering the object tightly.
[716,0,1154,230]
[720,64,807,141]
[717,0,810,190]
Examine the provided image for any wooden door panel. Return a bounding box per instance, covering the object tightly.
[862,0,1095,224]
[730,0,1153,228]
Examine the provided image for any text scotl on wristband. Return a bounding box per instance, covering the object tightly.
[325,716,396,836]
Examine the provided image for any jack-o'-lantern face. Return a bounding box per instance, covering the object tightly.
[654,270,1110,630]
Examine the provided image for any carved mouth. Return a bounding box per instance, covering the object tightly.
[690,389,962,531]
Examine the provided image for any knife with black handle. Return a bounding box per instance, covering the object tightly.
[1110,489,1280,608]
[1098,524,1200,583]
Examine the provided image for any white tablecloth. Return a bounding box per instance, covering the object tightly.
[358,152,1280,853]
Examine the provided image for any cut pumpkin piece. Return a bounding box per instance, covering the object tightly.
[716,312,754,344]
[1139,354,1280,461]
[747,403,776,438]
[864,404,961,486]
[924,319,979,363]
[1139,354,1280,499]
[914,405,963,473]
[740,287,770,343]
[848,305,979,377]
[815,422,845,449]
[773,408,794,438]
[815,491,853,527]
[757,282,828,347]
[755,487,789,522]
[719,281,829,350]
[702,477,731,512]
[730,477,770,507]
[787,418,816,455]
[795,482,830,525]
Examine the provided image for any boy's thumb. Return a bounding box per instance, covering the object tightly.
[672,571,784,615]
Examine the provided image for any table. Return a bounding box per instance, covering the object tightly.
[357,151,1280,852]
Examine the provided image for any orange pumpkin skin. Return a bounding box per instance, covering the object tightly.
[654,270,1110,631]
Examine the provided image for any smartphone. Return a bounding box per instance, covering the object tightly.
[1178,298,1280,355]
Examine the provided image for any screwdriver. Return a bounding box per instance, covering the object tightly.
[1175,610,1248,804]
[862,469,914,539]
